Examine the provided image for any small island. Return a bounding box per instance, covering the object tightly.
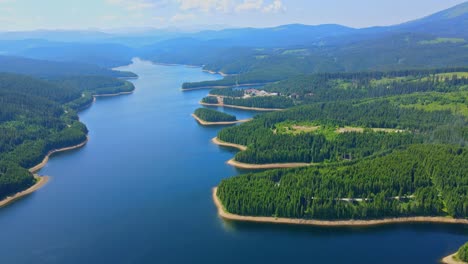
[192,108,251,126]
[443,243,468,264]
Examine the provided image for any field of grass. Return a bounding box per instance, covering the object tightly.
[275,121,338,140]
[434,72,468,79]
[393,92,468,117]
[419,38,465,45]
[281,49,309,55]
[275,122,405,141]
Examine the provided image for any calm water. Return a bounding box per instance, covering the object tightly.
[0,58,466,264]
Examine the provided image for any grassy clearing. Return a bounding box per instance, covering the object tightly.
[282,49,309,55]
[336,127,405,133]
[434,72,468,79]
[357,91,468,118]
[275,122,405,141]
[419,38,465,45]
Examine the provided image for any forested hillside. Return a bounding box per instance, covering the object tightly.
[218,144,468,220]
[194,108,237,122]
[0,72,135,199]
[172,3,468,89]
[215,67,467,220]
[0,56,136,78]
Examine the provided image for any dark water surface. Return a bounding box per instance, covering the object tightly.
[0,59,466,264]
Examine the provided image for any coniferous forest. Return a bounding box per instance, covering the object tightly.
[0,71,134,199]
[215,69,468,220]
[194,108,237,122]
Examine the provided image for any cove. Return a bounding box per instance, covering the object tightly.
[0,58,466,264]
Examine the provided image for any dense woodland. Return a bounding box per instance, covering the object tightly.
[222,96,295,109]
[262,68,468,103]
[201,95,295,109]
[201,68,468,109]
[218,100,466,164]
[214,69,468,220]
[201,96,219,104]
[218,145,468,220]
[458,243,468,262]
[194,108,236,122]
[179,34,468,89]
[0,72,135,199]
[0,56,136,78]
[209,88,244,98]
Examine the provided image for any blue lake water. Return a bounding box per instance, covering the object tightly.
[0,58,466,263]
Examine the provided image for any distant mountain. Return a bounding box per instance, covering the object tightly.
[189,24,357,47]
[0,56,136,78]
[394,1,468,37]
[0,30,111,42]
[18,43,135,68]
[0,2,465,73]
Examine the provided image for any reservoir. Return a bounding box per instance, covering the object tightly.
[0,59,466,263]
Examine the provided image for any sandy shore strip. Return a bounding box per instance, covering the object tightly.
[182,82,271,91]
[213,187,468,227]
[442,254,467,264]
[200,102,284,111]
[212,137,248,151]
[212,138,312,169]
[192,114,252,126]
[0,176,50,208]
[227,158,312,169]
[202,69,231,77]
[29,137,89,173]
[0,87,135,209]
[93,91,134,97]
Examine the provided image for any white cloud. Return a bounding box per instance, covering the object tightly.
[177,0,232,12]
[104,0,286,28]
[263,0,285,13]
[105,0,165,11]
[235,0,263,12]
[176,0,285,13]
[107,0,285,13]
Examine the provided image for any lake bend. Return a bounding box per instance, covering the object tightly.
[0,58,467,264]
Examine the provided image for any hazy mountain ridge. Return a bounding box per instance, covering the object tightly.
[0,2,466,75]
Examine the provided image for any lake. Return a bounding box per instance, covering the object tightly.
[0,58,466,263]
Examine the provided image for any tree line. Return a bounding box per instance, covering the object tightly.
[0,72,134,199]
[194,108,236,122]
[217,144,467,220]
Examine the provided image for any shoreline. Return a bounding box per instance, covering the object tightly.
[151,61,230,76]
[227,158,312,169]
[0,176,50,208]
[182,82,271,91]
[211,137,248,151]
[29,137,89,173]
[442,254,466,264]
[212,137,312,169]
[93,91,134,97]
[0,86,135,208]
[212,187,468,227]
[202,69,231,77]
[200,102,284,111]
[192,114,252,126]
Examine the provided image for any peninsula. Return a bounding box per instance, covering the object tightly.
[213,187,468,227]
[192,108,252,126]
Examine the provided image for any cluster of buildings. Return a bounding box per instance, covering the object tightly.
[244,89,279,97]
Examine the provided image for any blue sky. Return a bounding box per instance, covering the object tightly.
[0,0,466,31]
